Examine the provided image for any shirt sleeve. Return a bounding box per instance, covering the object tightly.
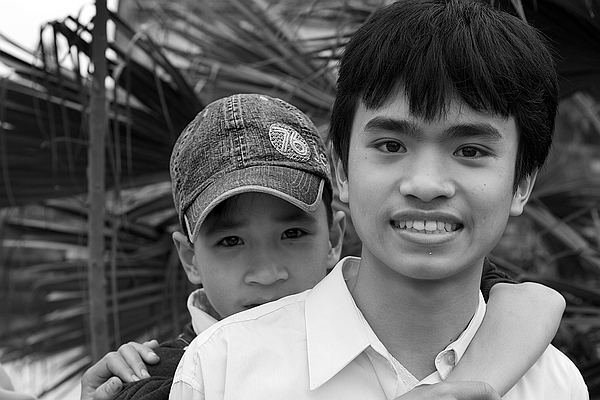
[169,339,206,400]
[569,362,590,400]
[480,258,516,302]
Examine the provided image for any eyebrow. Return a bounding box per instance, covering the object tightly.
[363,116,503,141]
[444,123,503,141]
[203,218,243,236]
[202,206,318,237]
[364,117,421,138]
[275,208,318,225]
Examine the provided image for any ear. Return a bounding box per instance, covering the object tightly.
[173,231,203,285]
[510,171,538,216]
[326,210,347,269]
[334,156,349,204]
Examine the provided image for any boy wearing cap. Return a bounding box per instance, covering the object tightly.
[83,89,563,400]
[169,1,588,399]
[81,93,344,400]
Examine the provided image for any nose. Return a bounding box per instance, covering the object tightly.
[399,153,455,202]
[244,252,289,286]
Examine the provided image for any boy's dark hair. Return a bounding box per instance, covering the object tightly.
[329,0,559,189]
[207,190,334,233]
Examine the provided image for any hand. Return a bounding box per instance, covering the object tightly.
[394,381,501,400]
[80,340,160,400]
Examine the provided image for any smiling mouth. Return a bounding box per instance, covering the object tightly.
[392,220,463,234]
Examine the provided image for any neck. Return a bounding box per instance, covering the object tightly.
[351,253,482,380]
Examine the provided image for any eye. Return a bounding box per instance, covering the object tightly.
[217,236,244,247]
[282,228,306,239]
[454,146,487,158]
[376,140,406,153]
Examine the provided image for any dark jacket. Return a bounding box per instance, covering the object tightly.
[114,323,195,400]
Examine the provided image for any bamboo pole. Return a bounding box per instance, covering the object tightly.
[88,0,110,361]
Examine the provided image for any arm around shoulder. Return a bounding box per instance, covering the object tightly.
[490,281,566,339]
[447,281,565,396]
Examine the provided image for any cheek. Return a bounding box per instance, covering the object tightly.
[469,184,513,229]
[201,267,242,317]
[347,171,384,213]
[291,245,328,285]
[469,168,513,199]
[348,175,388,224]
[198,252,242,288]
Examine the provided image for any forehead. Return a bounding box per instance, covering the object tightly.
[201,192,325,233]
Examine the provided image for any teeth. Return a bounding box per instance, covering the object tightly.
[425,221,437,231]
[394,220,460,233]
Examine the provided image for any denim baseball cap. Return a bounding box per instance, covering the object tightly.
[170,93,333,242]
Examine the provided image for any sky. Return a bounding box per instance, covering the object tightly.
[0,0,119,51]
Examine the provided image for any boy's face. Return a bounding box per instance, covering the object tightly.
[336,94,536,280]
[176,192,341,319]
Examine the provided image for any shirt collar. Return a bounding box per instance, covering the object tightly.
[305,257,371,390]
[187,288,219,335]
[421,290,487,383]
[305,256,487,390]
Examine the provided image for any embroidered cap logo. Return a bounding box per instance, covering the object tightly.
[269,123,311,162]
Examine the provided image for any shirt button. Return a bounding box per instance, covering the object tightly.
[445,352,456,364]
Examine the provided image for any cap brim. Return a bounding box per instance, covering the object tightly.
[185,165,324,242]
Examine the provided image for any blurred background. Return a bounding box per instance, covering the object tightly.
[0,0,599,398]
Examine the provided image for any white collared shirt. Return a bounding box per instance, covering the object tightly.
[187,289,219,335]
[170,257,588,400]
